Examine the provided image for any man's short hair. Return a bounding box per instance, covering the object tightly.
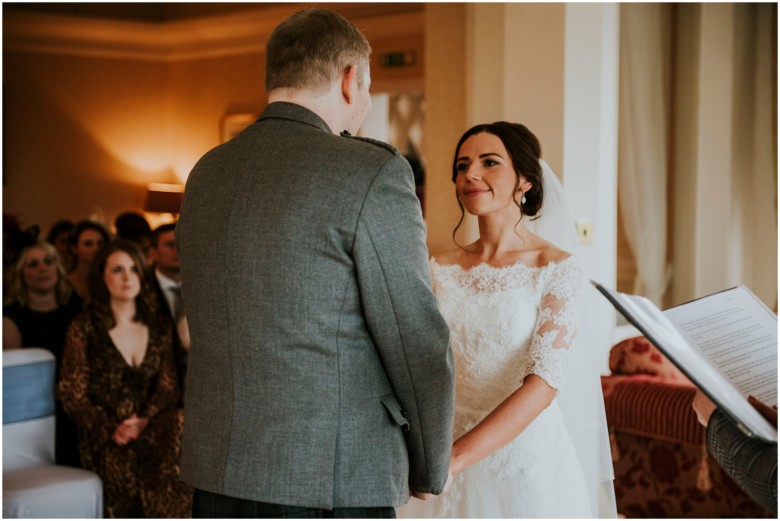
[114,211,151,243]
[151,222,176,247]
[265,9,372,94]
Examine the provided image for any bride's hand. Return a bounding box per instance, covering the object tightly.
[411,491,434,500]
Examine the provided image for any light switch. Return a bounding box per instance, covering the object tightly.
[575,219,594,245]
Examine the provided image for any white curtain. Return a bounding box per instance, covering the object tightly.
[730,4,778,309]
[618,4,671,305]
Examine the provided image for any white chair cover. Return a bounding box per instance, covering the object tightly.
[3,348,103,518]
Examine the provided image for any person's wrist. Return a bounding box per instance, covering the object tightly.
[692,390,716,427]
[450,445,466,476]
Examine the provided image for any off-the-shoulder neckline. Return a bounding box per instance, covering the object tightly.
[430,254,575,273]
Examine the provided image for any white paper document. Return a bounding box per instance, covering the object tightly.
[664,286,777,407]
[594,283,778,442]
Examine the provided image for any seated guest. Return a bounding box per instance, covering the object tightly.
[67,220,109,303]
[114,211,152,261]
[3,215,33,300]
[3,239,84,467]
[46,219,75,270]
[149,223,189,399]
[58,240,192,518]
[693,390,777,515]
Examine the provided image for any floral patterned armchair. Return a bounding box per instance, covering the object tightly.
[602,336,773,518]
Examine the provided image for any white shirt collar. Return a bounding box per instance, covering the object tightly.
[155,269,180,291]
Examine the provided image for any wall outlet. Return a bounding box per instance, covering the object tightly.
[576,219,594,245]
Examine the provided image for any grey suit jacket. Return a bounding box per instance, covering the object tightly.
[176,102,455,509]
[707,410,777,515]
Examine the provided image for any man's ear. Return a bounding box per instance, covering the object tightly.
[341,65,358,104]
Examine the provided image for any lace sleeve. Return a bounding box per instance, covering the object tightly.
[525,258,585,389]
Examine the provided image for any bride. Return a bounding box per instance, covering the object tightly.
[399,122,616,518]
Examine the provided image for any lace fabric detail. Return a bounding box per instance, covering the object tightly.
[434,404,564,518]
[431,257,575,296]
[429,255,585,471]
[431,255,584,388]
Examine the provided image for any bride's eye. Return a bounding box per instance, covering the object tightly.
[483,159,498,167]
[456,162,469,173]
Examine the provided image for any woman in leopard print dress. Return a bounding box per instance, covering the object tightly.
[59,239,192,518]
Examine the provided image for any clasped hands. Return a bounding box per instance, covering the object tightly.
[111,413,149,446]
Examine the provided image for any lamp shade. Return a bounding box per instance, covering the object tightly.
[144,183,184,214]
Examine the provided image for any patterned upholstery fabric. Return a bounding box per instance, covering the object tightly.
[603,337,773,518]
[608,429,773,518]
[609,335,689,381]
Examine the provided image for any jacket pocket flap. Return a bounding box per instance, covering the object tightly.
[380,395,409,431]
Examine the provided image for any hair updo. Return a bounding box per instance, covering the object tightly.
[451,121,544,218]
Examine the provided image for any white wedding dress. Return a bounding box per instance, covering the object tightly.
[399,255,593,518]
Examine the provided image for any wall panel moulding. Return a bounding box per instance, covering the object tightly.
[3,4,424,62]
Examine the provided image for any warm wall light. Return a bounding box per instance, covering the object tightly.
[144,183,184,214]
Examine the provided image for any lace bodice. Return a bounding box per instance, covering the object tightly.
[431,256,585,468]
[432,254,584,389]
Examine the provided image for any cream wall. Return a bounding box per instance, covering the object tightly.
[2,49,264,235]
[3,5,425,235]
[4,52,171,231]
[423,4,468,256]
[166,53,267,182]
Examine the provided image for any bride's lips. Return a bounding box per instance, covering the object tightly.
[464,188,490,196]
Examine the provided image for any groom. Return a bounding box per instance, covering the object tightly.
[176,8,455,518]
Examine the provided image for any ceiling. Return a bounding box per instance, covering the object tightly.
[2,2,423,23]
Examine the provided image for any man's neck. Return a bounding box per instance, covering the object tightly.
[155,267,181,284]
[268,87,344,134]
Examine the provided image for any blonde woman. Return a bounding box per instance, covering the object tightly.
[3,239,83,466]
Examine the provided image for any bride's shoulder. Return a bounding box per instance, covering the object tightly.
[535,238,573,267]
[430,248,463,266]
[535,241,583,279]
[537,243,585,291]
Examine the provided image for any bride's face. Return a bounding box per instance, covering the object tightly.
[454,132,531,217]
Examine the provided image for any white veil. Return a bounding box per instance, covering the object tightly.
[526,160,618,518]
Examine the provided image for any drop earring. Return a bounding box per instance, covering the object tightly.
[520,191,527,205]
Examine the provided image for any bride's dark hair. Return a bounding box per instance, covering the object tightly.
[451,121,545,244]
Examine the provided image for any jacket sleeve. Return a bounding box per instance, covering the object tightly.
[353,152,455,495]
[707,409,778,515]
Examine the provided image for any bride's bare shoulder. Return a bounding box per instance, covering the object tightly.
[431,248,463,265]
[535,238,573,266]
